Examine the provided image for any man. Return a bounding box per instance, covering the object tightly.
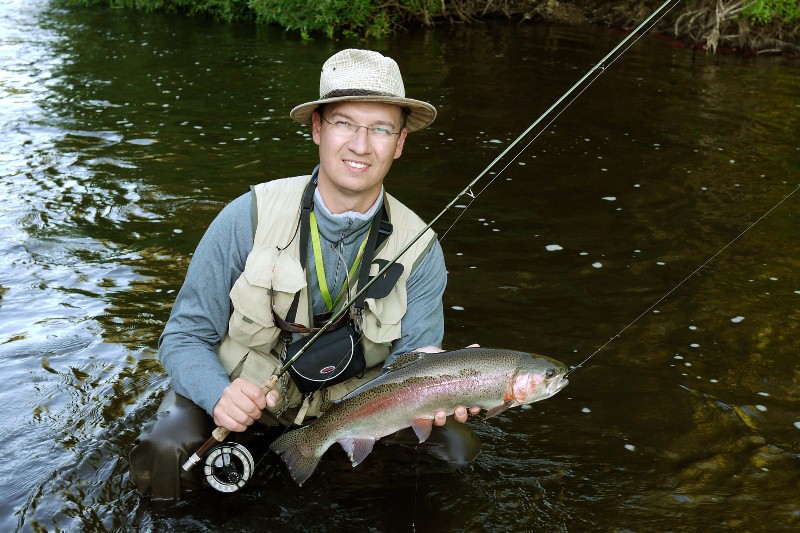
[130,49,478,500]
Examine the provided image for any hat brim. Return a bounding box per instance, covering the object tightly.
[290,95,436,132]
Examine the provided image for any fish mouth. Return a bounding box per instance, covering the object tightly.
[546,374,569,397]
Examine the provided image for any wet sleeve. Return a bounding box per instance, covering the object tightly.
[158,192,253,416]
[387,239,447,363]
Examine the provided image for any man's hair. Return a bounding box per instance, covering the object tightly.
[314,104,410,130]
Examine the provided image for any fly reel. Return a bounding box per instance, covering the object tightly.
[203,442,255,493]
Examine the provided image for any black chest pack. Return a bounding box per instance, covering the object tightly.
[273,178,401,394]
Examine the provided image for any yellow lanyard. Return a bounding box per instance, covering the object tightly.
[310,211,371,312]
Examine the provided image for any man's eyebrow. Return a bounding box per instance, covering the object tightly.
[329,111,397,128]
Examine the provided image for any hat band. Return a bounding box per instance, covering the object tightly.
[321,89,399,99]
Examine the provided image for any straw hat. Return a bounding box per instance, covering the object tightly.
[290,49,437,132]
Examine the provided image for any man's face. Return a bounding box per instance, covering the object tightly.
[312,101,407,213]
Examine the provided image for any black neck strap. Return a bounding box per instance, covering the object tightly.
[283,177,317,330]
[283,178,388,332]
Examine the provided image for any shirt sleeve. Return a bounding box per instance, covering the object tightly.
[158,192,253,415]
[388,239,447,363]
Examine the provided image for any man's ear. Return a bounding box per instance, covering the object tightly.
[394,128,408,159]
[311,111,322,145]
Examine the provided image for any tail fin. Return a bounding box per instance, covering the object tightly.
[270,427,325,486]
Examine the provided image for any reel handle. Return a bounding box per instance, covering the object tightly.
[181,374,279,472]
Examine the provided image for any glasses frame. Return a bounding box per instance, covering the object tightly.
[320,115,402,140]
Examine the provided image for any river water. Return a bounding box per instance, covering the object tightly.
[1,1,798,531]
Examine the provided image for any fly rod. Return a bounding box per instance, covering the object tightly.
[183,0,681,471]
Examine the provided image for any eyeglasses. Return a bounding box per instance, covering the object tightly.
[321,115,401,140]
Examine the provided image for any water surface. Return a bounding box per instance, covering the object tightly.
[1,1,798,531]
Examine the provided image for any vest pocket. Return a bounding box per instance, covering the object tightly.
[238,349,303,415]
[228,246,306,351]
[362,281,407,344]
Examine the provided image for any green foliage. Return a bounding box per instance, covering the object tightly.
[248,0,443,39]
[250,0,380,39]
[742,0,800,25]
[56,0,443,36]
[56,0,253,22]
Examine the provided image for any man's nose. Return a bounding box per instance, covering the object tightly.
[347,126,371,152]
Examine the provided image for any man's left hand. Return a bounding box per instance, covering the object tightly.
[414,344,482,426]
[434,405,481,425]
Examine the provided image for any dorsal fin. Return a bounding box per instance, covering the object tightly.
[382,351,428,373]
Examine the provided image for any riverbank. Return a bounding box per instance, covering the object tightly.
[4,1,800,530]
[56,1,799,54]
[550,0,800,55]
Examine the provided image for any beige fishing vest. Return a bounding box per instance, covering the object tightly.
[217,174,436,421]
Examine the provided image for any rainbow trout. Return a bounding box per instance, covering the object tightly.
[270,347,568,485]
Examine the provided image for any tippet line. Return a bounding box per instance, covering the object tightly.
[565,184,800,378]
[287,0,681,360]
[184,0,680,471]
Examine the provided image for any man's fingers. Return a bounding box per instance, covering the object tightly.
[266,389,280,409]
[433,410,447,426]
[213,409,250,433]
[453,406,468,423]
[234,378,269,411]
[214,378,273,432]
[414,345,445,353]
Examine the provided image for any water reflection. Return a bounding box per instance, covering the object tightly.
[0,0,798,531]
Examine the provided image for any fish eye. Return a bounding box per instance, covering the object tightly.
[545,368,555,379]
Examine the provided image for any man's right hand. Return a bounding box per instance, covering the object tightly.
[213,377,280,432]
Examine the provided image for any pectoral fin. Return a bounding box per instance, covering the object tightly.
[485,401,513,419]
[338,437,376,466]
[411,417,434,442]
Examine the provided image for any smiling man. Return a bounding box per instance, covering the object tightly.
[313,101,407,211]
[129,49,479,499]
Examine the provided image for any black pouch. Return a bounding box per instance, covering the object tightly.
[284,323,366,393]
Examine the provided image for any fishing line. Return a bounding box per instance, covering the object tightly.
[187,0,684,479]
[266,0,682,371]
[251,324,370,473]
[438,0,682,241]
[565,184,800,378]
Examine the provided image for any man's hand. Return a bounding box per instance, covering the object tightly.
[213,377,280,432]
[435,405,482,425]
[414,345,481,426]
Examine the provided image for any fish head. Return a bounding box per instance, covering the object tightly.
[511,355,569,405]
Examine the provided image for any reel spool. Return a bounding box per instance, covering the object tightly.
[203,442,255,493]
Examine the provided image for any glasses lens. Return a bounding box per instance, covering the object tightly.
[369,127,393,138]
[325,117,396,140]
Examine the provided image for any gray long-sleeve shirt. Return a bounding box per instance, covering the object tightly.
[159,180,447,415]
